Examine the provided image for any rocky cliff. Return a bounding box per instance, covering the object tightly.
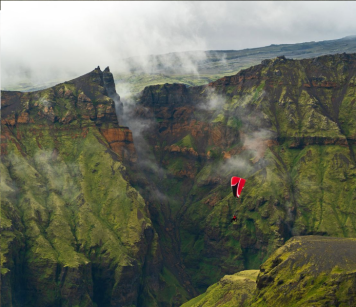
[125,53,356,293]
[1,66,136,162]
[0,67,192,307]
[2,53,356,306]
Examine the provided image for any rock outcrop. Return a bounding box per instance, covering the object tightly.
[100,127,137,162]
[251,236,356,306]
[182,236,356,306]
[181,270,259,307]
[1,67,136,162]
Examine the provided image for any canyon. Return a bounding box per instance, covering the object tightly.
[1,53,356,306]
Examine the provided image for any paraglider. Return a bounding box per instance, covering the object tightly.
[231,176,246,198]
[230,176,246,223]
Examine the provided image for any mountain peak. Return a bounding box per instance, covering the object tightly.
[1,65,120,127]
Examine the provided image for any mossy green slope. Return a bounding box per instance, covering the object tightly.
[182,56,356,290]
[1,127,158,307]
[251,236,356,307]
[180,270,259,307]
[0,68,191,306]
[181,236,356,307]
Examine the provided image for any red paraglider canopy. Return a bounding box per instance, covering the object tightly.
[231,176,246,198]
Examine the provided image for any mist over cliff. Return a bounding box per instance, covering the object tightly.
[2,51,356,306]
[2,2,356,305]
[3,1,356,90]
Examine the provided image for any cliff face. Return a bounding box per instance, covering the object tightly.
[2,53,356,306]
[1,66,136,162]
[127,53,356,292]
[0,68,191,307]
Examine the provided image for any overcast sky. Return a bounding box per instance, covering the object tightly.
[2,1,356,87]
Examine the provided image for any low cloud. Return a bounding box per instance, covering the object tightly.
[3,2,356,88]
[197,87,226,111]
[242,129,275,160]
[124,51,207,76]
[218,128,275,179]
[121,94,165,175]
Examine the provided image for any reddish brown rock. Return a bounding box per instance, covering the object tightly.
[78,93,91,102]
[101,128,134,143]
[164,144,198,156]
[42,106,57,122]
[64,89,74,98]
[175,169,195,179]
[17,111,30,124]
[100,127,137,162]
[60,112,76,124]
[110,142,137,162]
[2,114,16,126]
[311,80,338,88]
[0,127,12,155]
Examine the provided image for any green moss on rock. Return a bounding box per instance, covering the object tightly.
[181,270,259,307]
[251,236,356,306]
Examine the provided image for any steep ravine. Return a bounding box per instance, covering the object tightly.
[1,53,356,306]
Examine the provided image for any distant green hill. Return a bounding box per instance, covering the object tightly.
[114,35,356,96]
[4,36,356,94]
